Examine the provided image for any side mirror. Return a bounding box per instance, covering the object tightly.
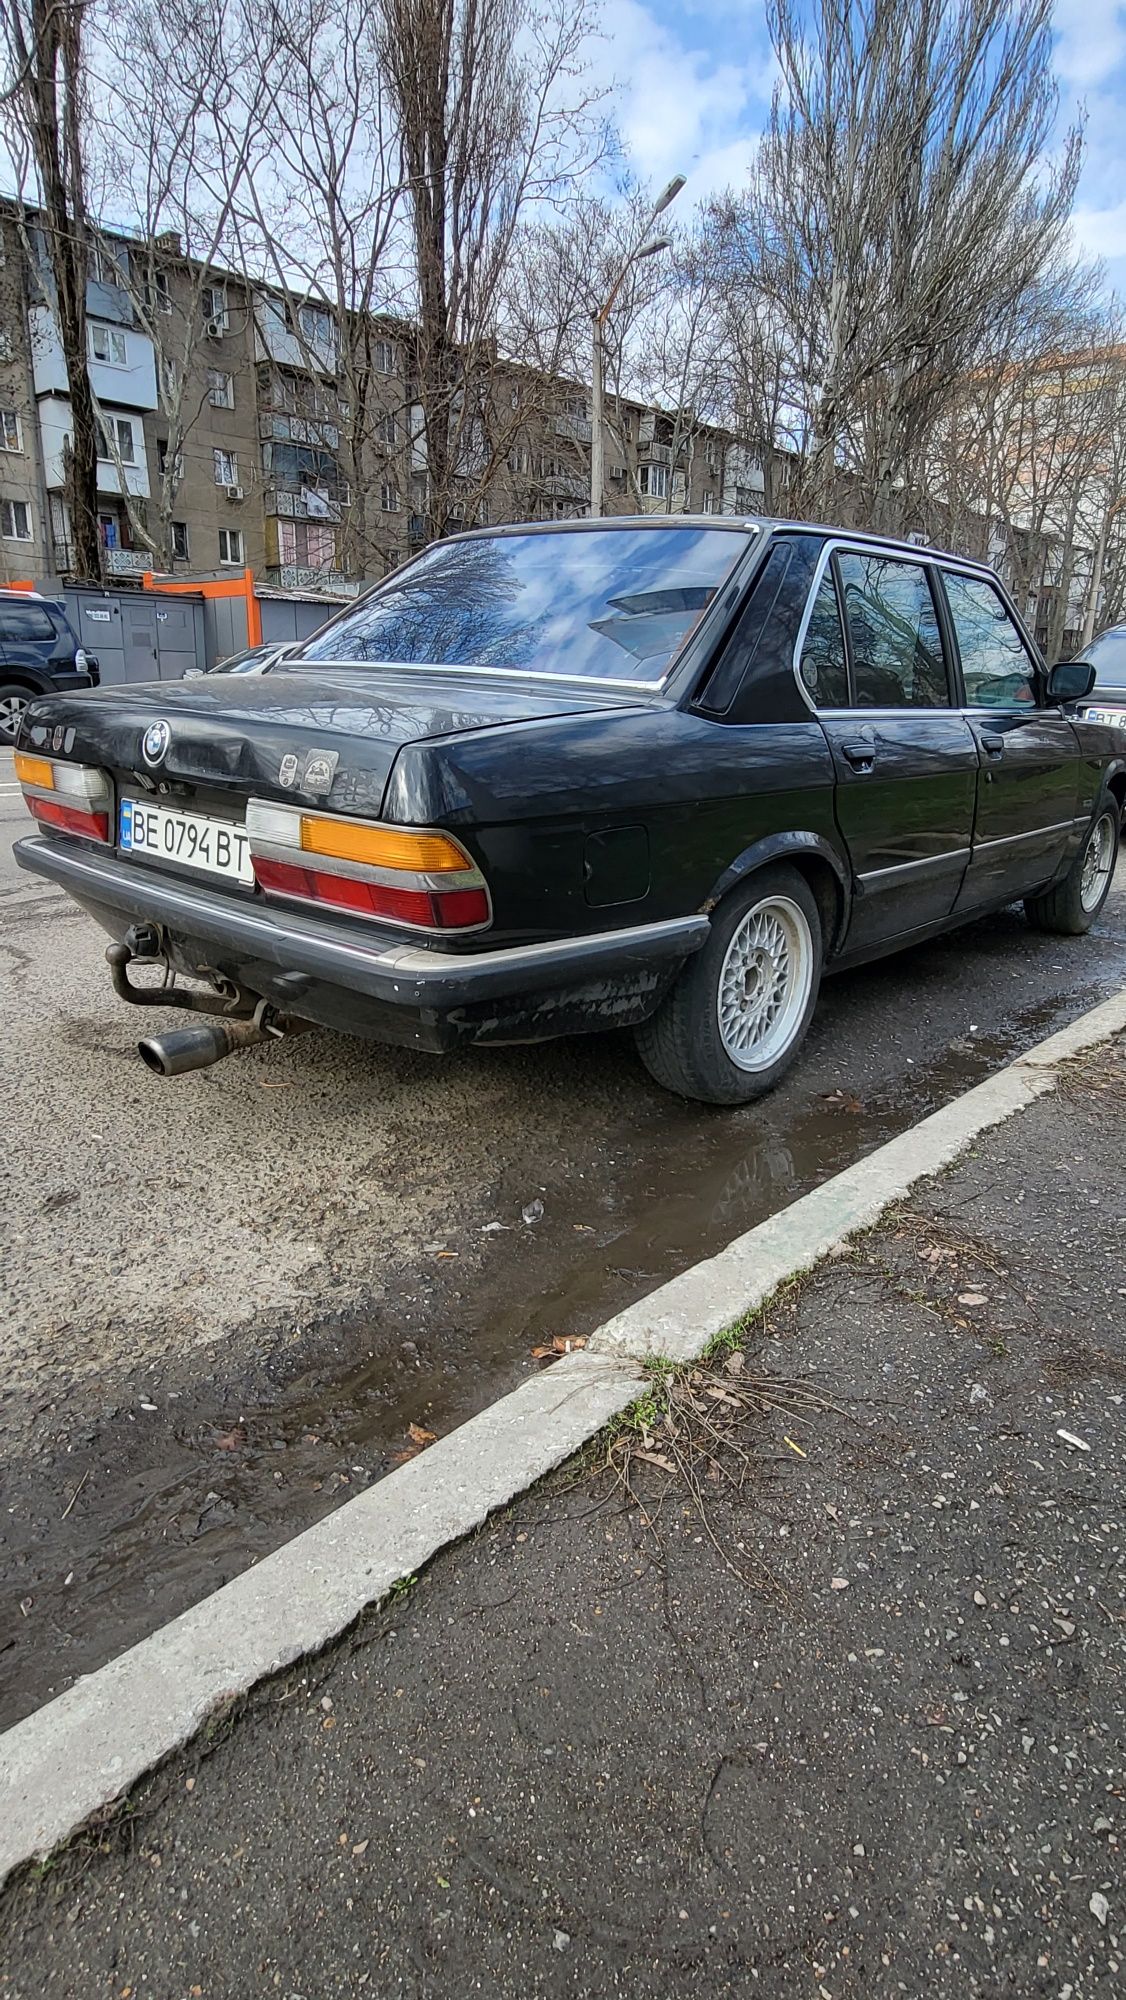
[1047,659,1096,702]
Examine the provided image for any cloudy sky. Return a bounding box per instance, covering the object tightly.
[604,0,1126,292]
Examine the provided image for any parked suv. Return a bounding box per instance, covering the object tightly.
[0,591,98,744]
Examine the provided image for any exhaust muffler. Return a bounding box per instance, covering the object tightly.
[138,1001,308,1077]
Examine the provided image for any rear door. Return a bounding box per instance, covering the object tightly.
[802,546,978,951]
[937,568,1084,910]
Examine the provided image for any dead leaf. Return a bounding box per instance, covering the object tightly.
[352,1839,370,1856]
[408,1422,437,1447]
[822,1089,864,1113]
[531,1336,587,1359]
[723,1350,745,1377]
[633,1448,677,1474]
[214,1428,245,1452]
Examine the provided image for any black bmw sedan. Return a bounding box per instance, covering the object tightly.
[13,517,1126,1104]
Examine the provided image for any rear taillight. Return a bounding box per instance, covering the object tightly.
[15,751,111,842]
[245,802,491,933]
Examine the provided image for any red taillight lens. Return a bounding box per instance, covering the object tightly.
[253,858,490,931]
[25,794,110,842]
[246,804,491,934]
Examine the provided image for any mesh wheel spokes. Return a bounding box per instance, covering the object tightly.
[716,896,814,1072]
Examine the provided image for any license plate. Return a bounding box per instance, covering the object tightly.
[119,798,253,883]
[1083,706,1125,728]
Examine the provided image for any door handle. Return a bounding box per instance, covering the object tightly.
[842,738,876,772]
[981,733,1005,759]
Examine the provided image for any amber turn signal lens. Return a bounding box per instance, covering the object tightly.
[299,817,471,872]
[14,751,54,790]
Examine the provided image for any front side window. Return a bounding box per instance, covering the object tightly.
[942,570,1038,707]
[1080,626,1126,693]
[837,551,949,708]
[799,572,849,707]
[0,499,33,543]
[299,525,754,683]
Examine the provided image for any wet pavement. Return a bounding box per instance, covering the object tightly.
[4,1033,1124,1998]
[3,752,1126,1730]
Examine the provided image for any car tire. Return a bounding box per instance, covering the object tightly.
[635,865,824,1106]
[1024,800,1120,936]
[0,683,32,744]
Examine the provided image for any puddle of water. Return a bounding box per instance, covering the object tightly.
[2,937,1124,1728]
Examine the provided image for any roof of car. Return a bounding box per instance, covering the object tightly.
[446,515,996,575]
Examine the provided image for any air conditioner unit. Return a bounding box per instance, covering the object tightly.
[609,465,626,481]
[225,484,244,500]
[205,317,227,339]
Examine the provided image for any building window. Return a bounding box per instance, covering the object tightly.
[0,497,32,540]
[156,439,183,479]
[639,462,669,499]
[202,284,228,330]
[213,448,238,485]
[171,521,190,560]
[90,240,128,286]
[733,484,756,513]
[161,356,178,397]
[380,482,400,512]
[377,410,397,446]
[151,269,172,314]
[299,302,334,347]
[207,370,234,409]
[90,323,127,366]
[218,528,243,565]
[279,518,336,569]
[701,491,715,514]
[98,416,136,464]
[375,339,396,374]
[0,410,22,452]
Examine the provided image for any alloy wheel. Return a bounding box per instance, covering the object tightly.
[1080,810,1117,913]
[0,692,27,743]
[716,894,814,1072]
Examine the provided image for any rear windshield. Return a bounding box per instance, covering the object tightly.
[1087,628,1126,690]
[298,526,754,684]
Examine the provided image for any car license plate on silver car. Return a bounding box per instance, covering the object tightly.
[119,798,253,883]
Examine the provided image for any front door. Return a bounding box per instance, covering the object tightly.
[800,548,978,951]
[937,568,1083,910]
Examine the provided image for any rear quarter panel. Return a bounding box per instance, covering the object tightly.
[385,706,839,945]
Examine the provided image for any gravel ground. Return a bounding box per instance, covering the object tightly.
[2,1039,1123,1997]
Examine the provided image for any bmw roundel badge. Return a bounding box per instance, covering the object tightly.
[142,719,171,767]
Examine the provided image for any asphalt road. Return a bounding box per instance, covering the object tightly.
[3,746,1126,1724]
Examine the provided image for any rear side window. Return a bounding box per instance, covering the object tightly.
[0,601,56,642]
[942,571,1037,707]
[837,552,949,708]
[798,574,849,707]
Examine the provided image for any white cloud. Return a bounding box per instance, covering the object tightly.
[595,0,774,204]
[1053,0,1126,89]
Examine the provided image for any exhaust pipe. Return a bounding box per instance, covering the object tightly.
[138,1006,305,1077]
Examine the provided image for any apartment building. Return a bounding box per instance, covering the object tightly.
[0,199,766,596]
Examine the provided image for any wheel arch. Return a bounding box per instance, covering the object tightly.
[704,833,850,954]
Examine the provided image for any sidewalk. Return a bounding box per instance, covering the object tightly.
[2,1037,1124,1998]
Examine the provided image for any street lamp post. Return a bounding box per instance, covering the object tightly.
[589,175,686,518]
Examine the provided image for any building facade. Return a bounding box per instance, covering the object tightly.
[0,200,766,597]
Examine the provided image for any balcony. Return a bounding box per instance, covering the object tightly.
[408,514,428,543]
[266,564,363,597]
[104,549,149,578]
[552,411,592,443]
[265,483,344,525]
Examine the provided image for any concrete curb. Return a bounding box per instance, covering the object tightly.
[3,984,1125,1885]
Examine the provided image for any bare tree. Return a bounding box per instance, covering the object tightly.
[376,0,609,539]
[716,0,1083,531]
[1,0,102,578]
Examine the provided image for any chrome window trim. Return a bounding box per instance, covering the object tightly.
[293,658,668,694]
